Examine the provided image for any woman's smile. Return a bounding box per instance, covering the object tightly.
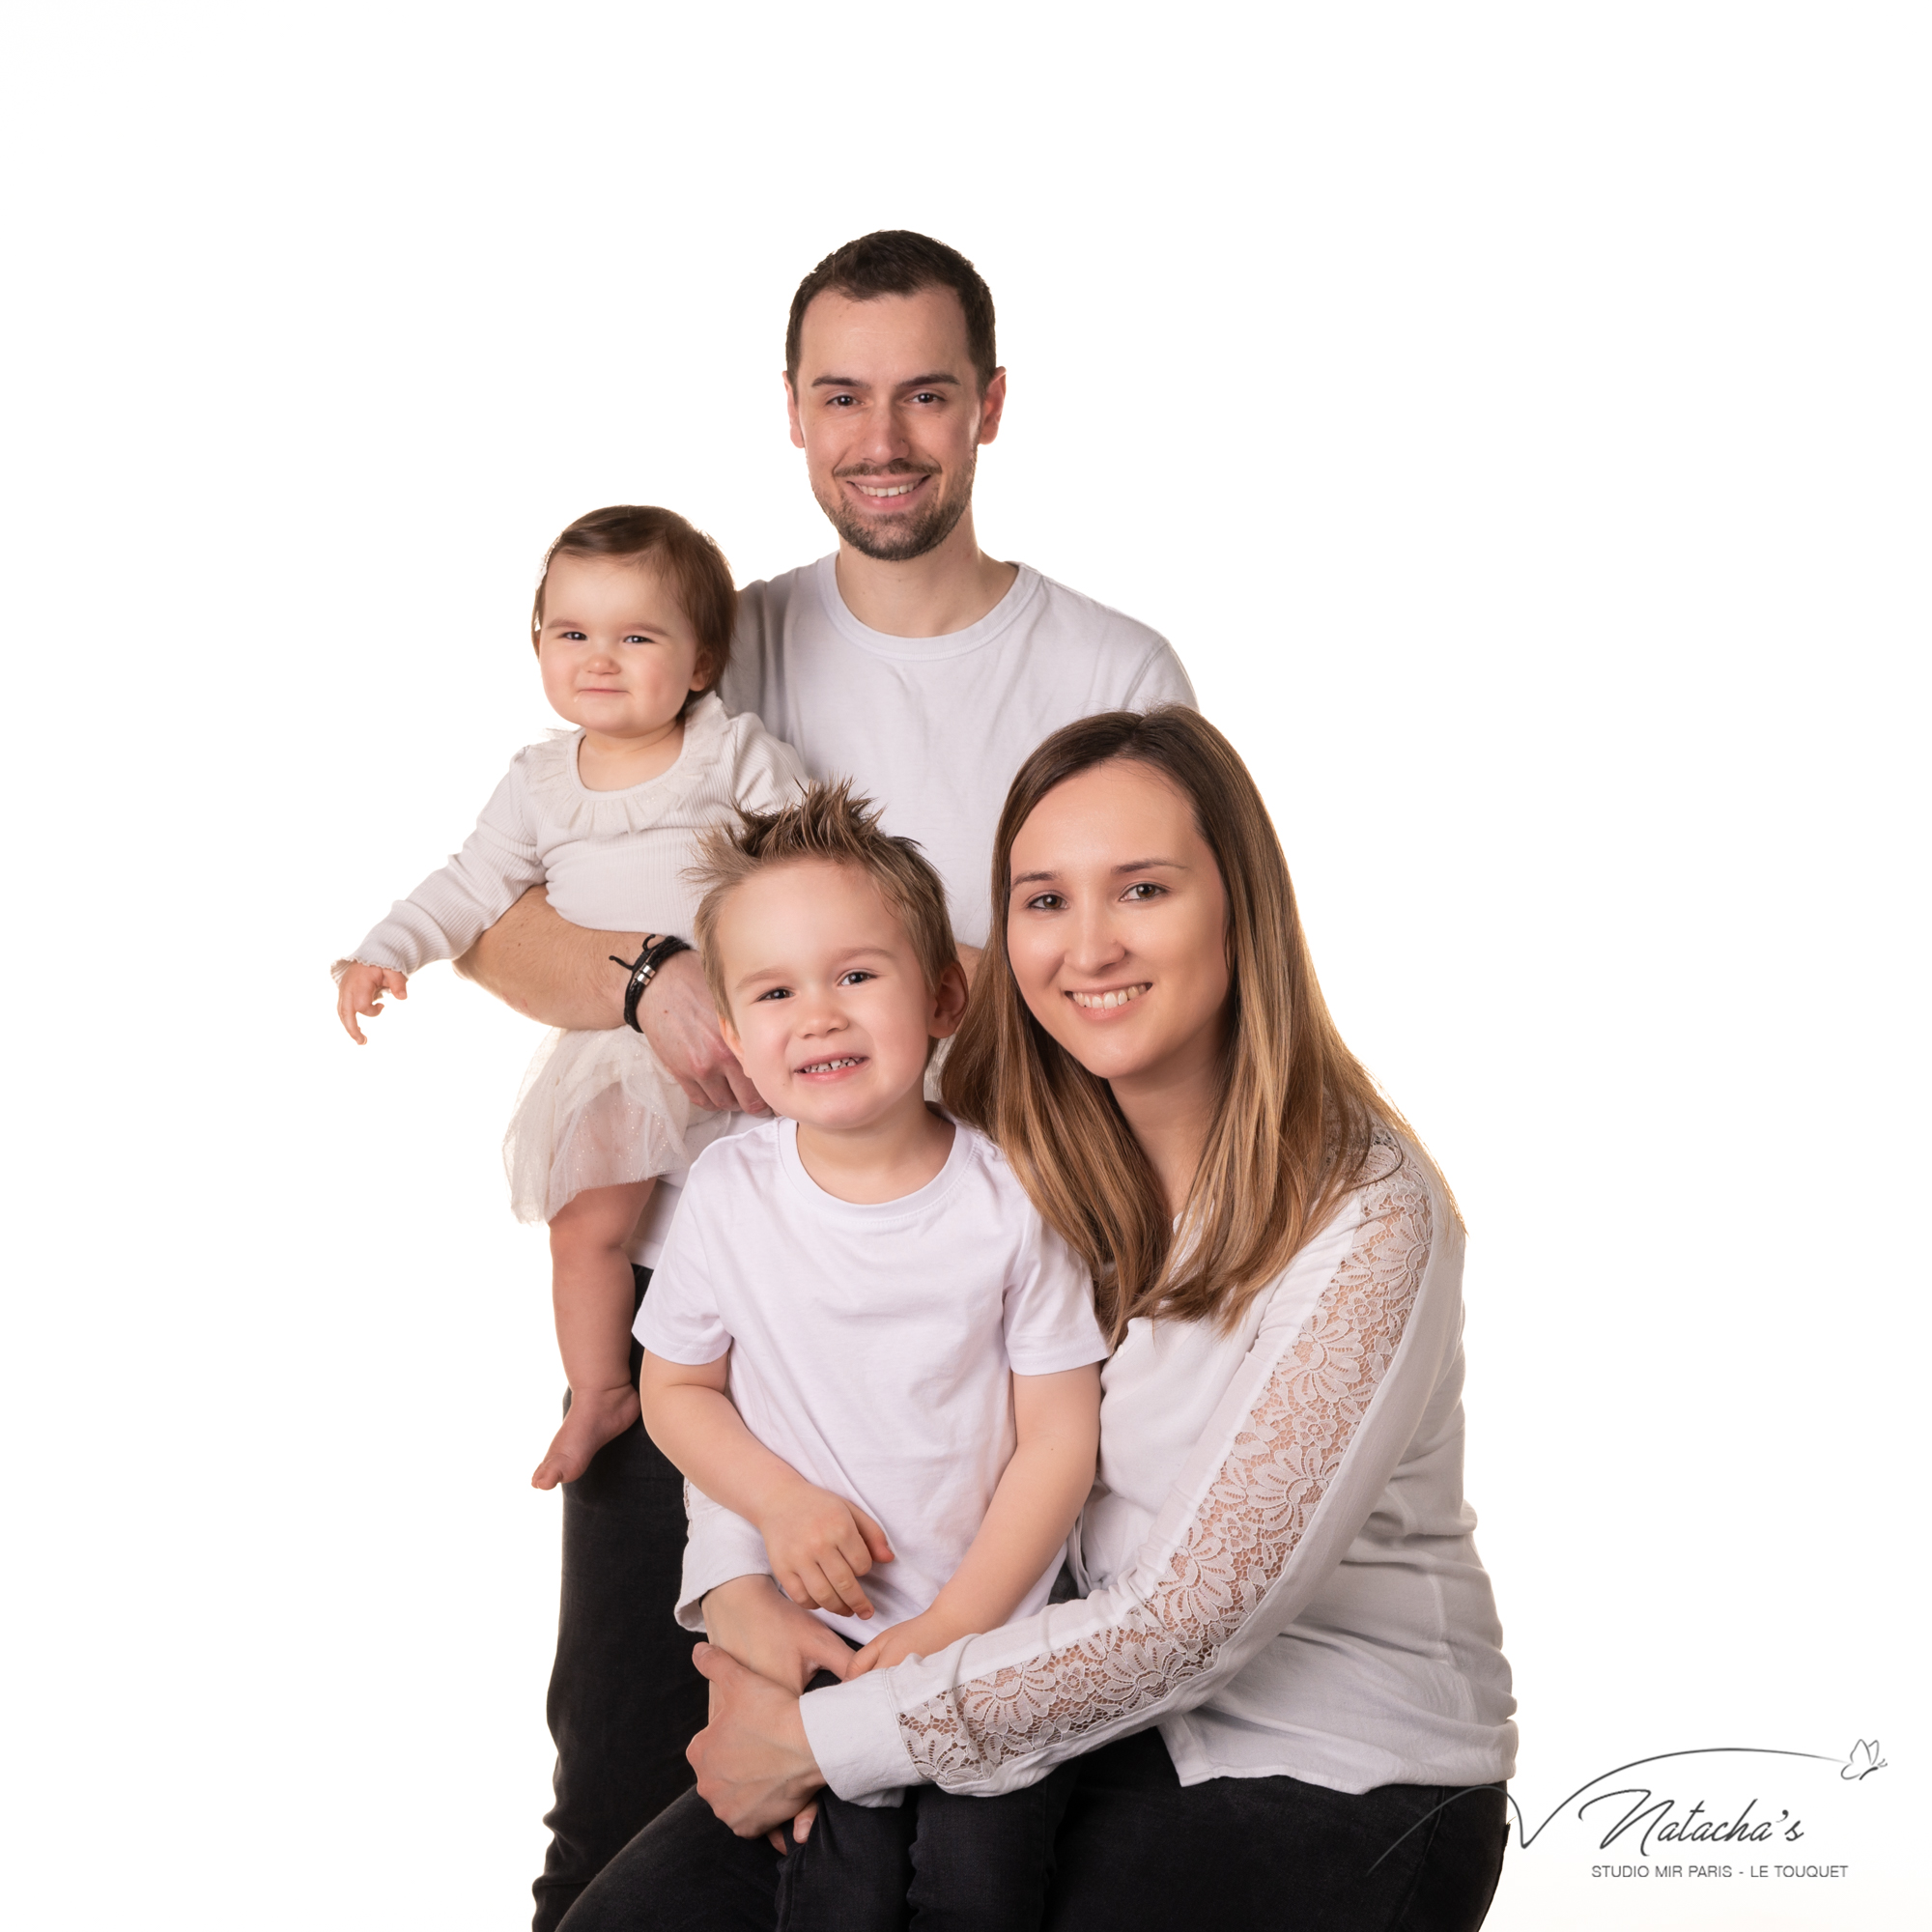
[1066,982,1151,1011]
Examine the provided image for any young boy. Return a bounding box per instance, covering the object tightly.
[637,781,1106,1924]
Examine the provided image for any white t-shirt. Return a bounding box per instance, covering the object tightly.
[718,554,1196,949]
[635,1116,1108,1645]
[630,553,1192,1265]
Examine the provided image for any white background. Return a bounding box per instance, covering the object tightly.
[2,5,1925,1927]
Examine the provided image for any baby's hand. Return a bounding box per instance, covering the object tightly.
[758,1481,895,1623]
[849,1606,971,1677]
[337,964,409,1044]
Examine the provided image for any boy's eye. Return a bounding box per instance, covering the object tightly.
[753,986,792,1003]
[837,970,875,987]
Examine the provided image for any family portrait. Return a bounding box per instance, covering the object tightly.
[7,10,1919,1931]
[333,231,1515,1929]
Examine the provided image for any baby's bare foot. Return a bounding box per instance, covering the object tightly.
[532,1384,640,1490]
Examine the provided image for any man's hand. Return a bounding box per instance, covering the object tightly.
[687,1642,825,1838]
[637,950,768,1114]
[336,964,408,1044]
[758,1481,895,1621]
[701,1576,857,1694]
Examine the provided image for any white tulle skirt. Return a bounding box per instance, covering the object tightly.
[502,1026,725,1225]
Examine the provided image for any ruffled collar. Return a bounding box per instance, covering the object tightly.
[520,690,732,837]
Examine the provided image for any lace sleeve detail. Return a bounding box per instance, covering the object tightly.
[895,1152,1434,1785]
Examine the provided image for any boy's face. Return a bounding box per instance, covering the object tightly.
[713,859,965,1133]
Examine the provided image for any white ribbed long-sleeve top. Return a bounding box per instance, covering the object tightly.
[684,1138,1518,1801]
[335,695,805,977]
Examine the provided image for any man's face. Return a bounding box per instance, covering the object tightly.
[785,286,1008,563]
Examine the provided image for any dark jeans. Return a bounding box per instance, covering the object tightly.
[775,1725,1078,1932]
[534,1265,709,1932]
[556,1726,1509,1931]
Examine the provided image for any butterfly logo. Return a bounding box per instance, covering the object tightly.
[1841,1739,1887,1781]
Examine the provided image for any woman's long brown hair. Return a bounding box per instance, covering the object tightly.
[943,706,1433,1345]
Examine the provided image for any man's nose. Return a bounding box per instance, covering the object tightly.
[854,405,913,467]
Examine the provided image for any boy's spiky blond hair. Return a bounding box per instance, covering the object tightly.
[689,780,958,1015]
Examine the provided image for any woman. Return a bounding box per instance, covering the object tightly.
[562,707,1517,1929]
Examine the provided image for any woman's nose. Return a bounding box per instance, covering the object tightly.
[1066,908,1126,974]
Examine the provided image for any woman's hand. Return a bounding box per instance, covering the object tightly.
[687,1642,825,1838]
[701,1575,856,1694]
[336,964,407,1043]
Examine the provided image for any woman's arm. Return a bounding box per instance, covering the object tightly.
[849,1363,1100,1673]
[639,1350,895,1620]
[797,1149,1460,1804]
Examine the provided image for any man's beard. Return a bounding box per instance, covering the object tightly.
[814,453,977,562]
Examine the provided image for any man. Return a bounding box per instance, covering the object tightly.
[462,230,1194,1931]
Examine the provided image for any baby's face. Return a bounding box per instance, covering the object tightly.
[536,554,706,741]
[714,860,957,1133]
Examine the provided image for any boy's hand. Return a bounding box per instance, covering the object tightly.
[701,1576,857,1695]
[757,1481,895,1621]
[848,1605,974,1676]
[337,964,408,1044]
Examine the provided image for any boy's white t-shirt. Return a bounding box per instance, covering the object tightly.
[635,1116,1108,1644]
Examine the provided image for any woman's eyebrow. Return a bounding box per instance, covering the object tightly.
[1112,857,1186,873]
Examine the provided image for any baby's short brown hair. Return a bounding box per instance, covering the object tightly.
[531,505,736,703]
[690,781,957,1015]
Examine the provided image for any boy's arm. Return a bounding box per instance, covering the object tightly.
[639,1350,895,1620]
[852,1363,1101,1673]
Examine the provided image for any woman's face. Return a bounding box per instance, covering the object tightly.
[1005,758,1232,1094]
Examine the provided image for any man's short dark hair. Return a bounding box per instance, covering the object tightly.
[784,231,998,392]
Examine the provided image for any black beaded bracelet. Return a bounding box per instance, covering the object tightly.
[611,934,692,1033]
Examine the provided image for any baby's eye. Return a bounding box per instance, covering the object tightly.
[559,629,587,641]
[838,970,875,987]
[1122,882,1167,902]
[620,633,653,645]
[1023,892,1066,912]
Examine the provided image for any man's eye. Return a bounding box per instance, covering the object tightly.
[911,391,942,404]
[828,394,857,408]
[838,970,875,987]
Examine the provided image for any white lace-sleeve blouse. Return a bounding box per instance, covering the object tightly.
[757,1137,1519,1802]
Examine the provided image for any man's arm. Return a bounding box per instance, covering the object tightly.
[454,887,767,1111]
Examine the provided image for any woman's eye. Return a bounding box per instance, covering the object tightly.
[1024,893,1066,912]
[1122,882,1167,902]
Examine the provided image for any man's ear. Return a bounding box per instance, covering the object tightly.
[928,958,971,1040]
[783,372,806,450]
[976,367,1009,446]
